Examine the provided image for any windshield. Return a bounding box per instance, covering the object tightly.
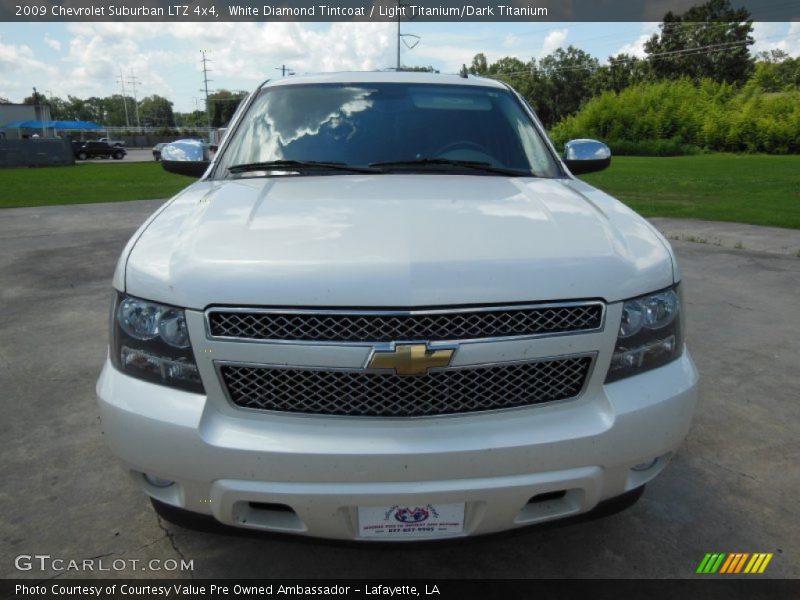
[215,82,561,178]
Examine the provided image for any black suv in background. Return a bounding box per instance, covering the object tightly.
[72,140,126,161]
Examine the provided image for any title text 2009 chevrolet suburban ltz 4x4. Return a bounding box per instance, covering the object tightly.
[96,72,698,541]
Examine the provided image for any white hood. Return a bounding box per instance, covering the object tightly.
[123,175,675,309]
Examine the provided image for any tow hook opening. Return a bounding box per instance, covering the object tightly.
[234,500,306,532]
[527,490,567,504]
[515,488,583,524]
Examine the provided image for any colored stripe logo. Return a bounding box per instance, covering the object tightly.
[696,553,773,574]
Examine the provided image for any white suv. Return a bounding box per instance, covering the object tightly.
[97,72,698,541]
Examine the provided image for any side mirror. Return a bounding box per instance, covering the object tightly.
[161,140,210,178]
[563,139,611,175]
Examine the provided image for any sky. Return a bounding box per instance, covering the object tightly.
[0,21,798,112]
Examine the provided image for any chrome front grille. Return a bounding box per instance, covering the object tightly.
[207,302,604,343]
[219,355,594,417]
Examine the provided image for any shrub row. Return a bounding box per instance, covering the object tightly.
[549,79,800,154]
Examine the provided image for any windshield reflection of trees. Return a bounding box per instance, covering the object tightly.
[238,86,374,164]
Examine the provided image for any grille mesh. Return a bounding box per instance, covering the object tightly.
[208,304,603,342]
[220,356,592,417]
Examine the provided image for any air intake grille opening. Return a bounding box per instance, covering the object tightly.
[219,355,593,417]
[208,303,603,343]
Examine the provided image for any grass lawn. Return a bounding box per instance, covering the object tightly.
[581,154,800,229]
[0,162,191,209]
[2,155,799,229]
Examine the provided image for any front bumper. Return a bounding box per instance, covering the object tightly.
[96,350,698,540]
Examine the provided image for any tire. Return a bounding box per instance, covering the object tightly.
[112,150,124,160]
[76,151,88,160]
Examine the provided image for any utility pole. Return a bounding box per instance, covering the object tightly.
[275,65,294,77]
[396,2,402,70]
[127,69,141,130]
[200,50,213,131]
[395,2,420,70]
[116,69,130,127]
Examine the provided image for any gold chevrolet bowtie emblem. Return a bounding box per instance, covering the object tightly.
[368,344,455,376]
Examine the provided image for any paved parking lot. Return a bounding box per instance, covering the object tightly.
[1,200,798,579]
[80,148,154,163]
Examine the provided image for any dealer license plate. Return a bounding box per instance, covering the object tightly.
[358,502,465,538]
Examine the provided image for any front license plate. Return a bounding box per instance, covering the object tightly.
[358,503,465,538]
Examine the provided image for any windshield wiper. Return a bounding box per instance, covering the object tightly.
[368,158,532,177]
[228,160,381,175]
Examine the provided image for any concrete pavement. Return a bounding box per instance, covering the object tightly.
[650,217,800,257]
[1,200,798,579]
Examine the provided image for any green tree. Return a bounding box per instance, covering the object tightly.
[535,46,599,127]
[22,90,47,105]
[468,53,489,75]
[102,94,137,127]
[644,0,754,84]
[55,95,104,122]
[470,48,599,128]
[399,65,439,72]
[207,90,248,127]
[175,110,209,128]
[592,54,654,94]
[747,52,800,92]
[46,96,68,120]
[138,94,175,127]
[489,56,528,76]
[83,97,107,123]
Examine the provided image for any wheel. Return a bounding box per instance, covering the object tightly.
[77,151,88,160]
[112,150,124,160]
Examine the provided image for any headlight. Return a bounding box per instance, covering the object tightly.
[110,293,204,393]
[606,284,684,383]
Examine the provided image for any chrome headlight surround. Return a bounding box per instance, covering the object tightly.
[605,284,684,383]
[109,293,204,393]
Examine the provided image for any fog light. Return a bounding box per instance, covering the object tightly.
[632,458,658,472]
[144,473,175,487]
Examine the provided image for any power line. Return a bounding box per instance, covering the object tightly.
[489,41,748,78]
[483,31,800,80]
